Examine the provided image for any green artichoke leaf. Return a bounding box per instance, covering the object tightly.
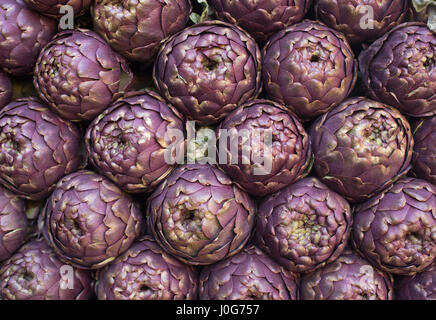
[190,0,214,24]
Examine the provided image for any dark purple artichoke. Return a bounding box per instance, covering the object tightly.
[0,0,57,76]
[310,97,413,203]
[93,0,191,64]
[23,0,92,18]
[34,29,133,122]
[40,170,143,270]
[210,0,313,43]
[217,99,312,197]
[395,264,435,300]
[300,248,394,300]
[0,98,86,201]
[199,245,299,300]
[0,70,12,109]
[95,235,198,300]
[256,177,352,273]
[153,20,262,125]
[412,116,436,185]
[352,177,436,276]
[0,186,28,262]
[262,20,357,121]
[359,22,436,118]
[146,164,256,265]
[86,90,185,194]
[0,238,93,300]
[315,0,409,44]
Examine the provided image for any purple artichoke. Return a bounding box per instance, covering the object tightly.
[93,0,191,64]
[40,170,143,270]
[0,70,12,109]
[256,177,352,273]
[0,0,57,76]
[23,0,92,18]
[352,177,436,276]
[395,264,435,300]
[34,29,133,122]
[0,238,93,300]
[359,22,436,118]
[210,0,313,43]
[199,245,299,300]
[217,99,311,197]
[262,20,357,121]
[0,98,86,201]
[314,0,409,44]
[153,20,262,125]
[310,97,413,203]
[95,235,198,300]
[146,164,256,265]
[300,248,394,300]
[86,90,185,194]
[0,186,28,262]
[412,116,436,185]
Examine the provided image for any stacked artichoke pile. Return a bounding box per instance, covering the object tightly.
[0,0,435,300]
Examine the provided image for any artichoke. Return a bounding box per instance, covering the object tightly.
[217,99,311,197]
[0,98,86,201]
[352,177,436,276]
[0,0,57,76]
[210,0,313,43]
[300,248,394,300]
[409,0,436,32]
[40,170,143,270]
[95,235,198,300]
[34,29,133,122]
[146,164,256,265]
[359,22,436,118]
[256,177,352,273]
[310,97,413,203]
[199,245,299,300]
[262,20,357,121]
[395,264,435,300]
[314,0,409,44]
[93,0,191,64]
[0,185,28,262]
[412,116,436,185]
[153,20,262,125]
[0,70,12,109]
[23,0,92,18]
[0,238,93,300]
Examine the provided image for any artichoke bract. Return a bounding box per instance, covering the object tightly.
[262,20,357,121]
[0,0,57,76]
[0,238,93,300]
[40,170,143,270]
[199,245,299,300]
[217,99,311,197]
[153,20,262,125]
[86,90,185,194]
[146,164,256,265]
[0,98,86,201]
[359,22,436,117]
[395,264,435,300]
[93,0,191,64]
[352,177,436,276]
[95,235,198,300]
[300,248,394,300]
[315,0,409,44]
[0,70,12,109]
[310,97,413,203]
[23,0,92,18]
[210,0,313,43]
[256,177,352,273]
[412,116,436,185]
[34,29,133,122]
[0,186,28,262]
